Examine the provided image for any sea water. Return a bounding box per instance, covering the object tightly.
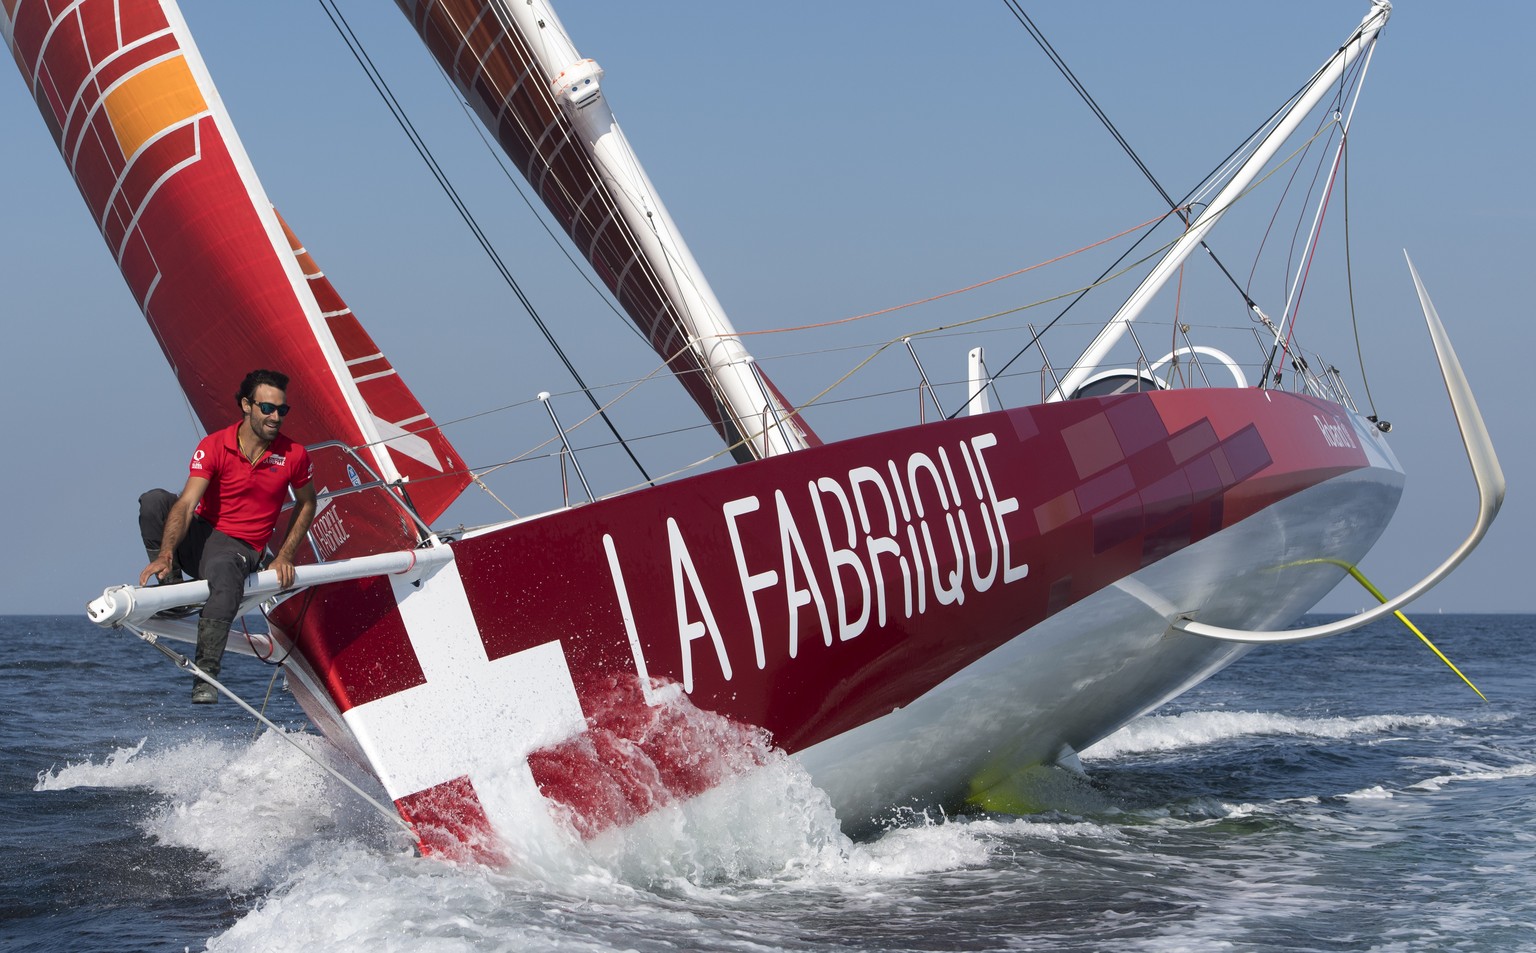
[2,614,1532,952]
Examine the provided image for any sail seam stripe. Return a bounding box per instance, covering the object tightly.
[26,0,88,90]
[114,131,201,266]
[61,29,176,159]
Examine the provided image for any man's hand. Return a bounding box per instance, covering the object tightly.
[270,554,297,589]
[139,555,172,587]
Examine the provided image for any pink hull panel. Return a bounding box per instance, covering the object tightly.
[267,389,1395,849]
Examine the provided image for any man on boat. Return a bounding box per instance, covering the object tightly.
[138,369,317,704]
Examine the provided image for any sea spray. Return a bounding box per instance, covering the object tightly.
[37,729,411,890]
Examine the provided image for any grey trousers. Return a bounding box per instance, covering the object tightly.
[138,488,261,624]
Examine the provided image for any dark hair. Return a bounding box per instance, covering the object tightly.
[236,369,290,405]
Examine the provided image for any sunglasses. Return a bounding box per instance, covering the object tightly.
[247,399,291,417]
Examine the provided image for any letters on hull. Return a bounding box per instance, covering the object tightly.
[266,388,1401,852]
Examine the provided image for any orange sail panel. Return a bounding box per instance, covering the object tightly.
[4,0,470,554]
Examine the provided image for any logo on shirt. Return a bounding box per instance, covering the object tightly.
[269,453,287,467]
[191,449,206,471]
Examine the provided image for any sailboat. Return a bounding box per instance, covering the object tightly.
[4,0,1501,857]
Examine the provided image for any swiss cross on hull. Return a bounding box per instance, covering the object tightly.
[339,561,586,847]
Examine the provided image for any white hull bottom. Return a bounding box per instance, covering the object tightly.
[797,464,1404,829]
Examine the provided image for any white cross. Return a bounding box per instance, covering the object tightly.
[342,556,587,838]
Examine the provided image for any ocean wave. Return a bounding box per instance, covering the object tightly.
[37,730,411,890]
[1408,761,1536,792]
[1082,710,1463,760]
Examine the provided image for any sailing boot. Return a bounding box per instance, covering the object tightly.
[191,618,231,704]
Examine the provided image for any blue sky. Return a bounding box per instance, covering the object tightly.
[1,1,1528,615]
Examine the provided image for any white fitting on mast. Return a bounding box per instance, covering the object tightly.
[503,0,807,458]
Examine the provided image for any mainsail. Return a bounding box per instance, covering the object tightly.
[4,0,470,557]
[395,0,819,460]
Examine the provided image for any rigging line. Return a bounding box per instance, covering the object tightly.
[1260,50,1373,387]
[1341,136,1378,417]
[464,2,715,389]
[1279,118,1347,318]
[733,208,1180,336]
[971,122,1334,407]
[1282,52,1366,338]
[1280,132,1345,358]
[1244,116,1326,299]
[1002,1,1265,310]
[1271,54,1361,301]
[521,231,1183,507]
[127,625,420,841]
[342,345,689,494]
[447,6,719,449]
[964,210,1172,396]
[313,0,653,486]
[459,342,699,484]
[436,62,643,347]
[798,240,1184,426]
[609,280,1120,493]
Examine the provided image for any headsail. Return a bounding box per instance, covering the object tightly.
[395,0,818,460]
[4,0,470,556]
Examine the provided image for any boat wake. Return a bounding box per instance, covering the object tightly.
[36,730,408,889]
[29,705,1481,893]
[1082,709,1464,761]
[24,694,1532,952]
[30,722,997,884]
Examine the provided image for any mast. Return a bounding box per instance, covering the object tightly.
[1048,0,1391,402]
[396,0,816,460]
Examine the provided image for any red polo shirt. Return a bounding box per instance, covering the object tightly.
[188,423,314,549]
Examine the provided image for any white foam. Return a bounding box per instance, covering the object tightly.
[193,745,1021,953]
[1341,784,1396,800]
[1083,710,1463,761]
[36,736,232,796]
[58,705,1485,950]
[37,729,414,890]
[579,752,853,885]
[1408,761,1536,792]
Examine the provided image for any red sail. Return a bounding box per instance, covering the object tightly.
[395,0,818,454]
[4,0,470,556]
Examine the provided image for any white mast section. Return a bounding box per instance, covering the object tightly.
[1048,0,1390,403]
[495,1,808,458]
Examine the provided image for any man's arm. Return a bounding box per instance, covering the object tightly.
[140,476,210,586]
[268,482,317,589]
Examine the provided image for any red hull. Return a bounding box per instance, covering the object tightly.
[7,0,1408,857]
[266,388,1387,849]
